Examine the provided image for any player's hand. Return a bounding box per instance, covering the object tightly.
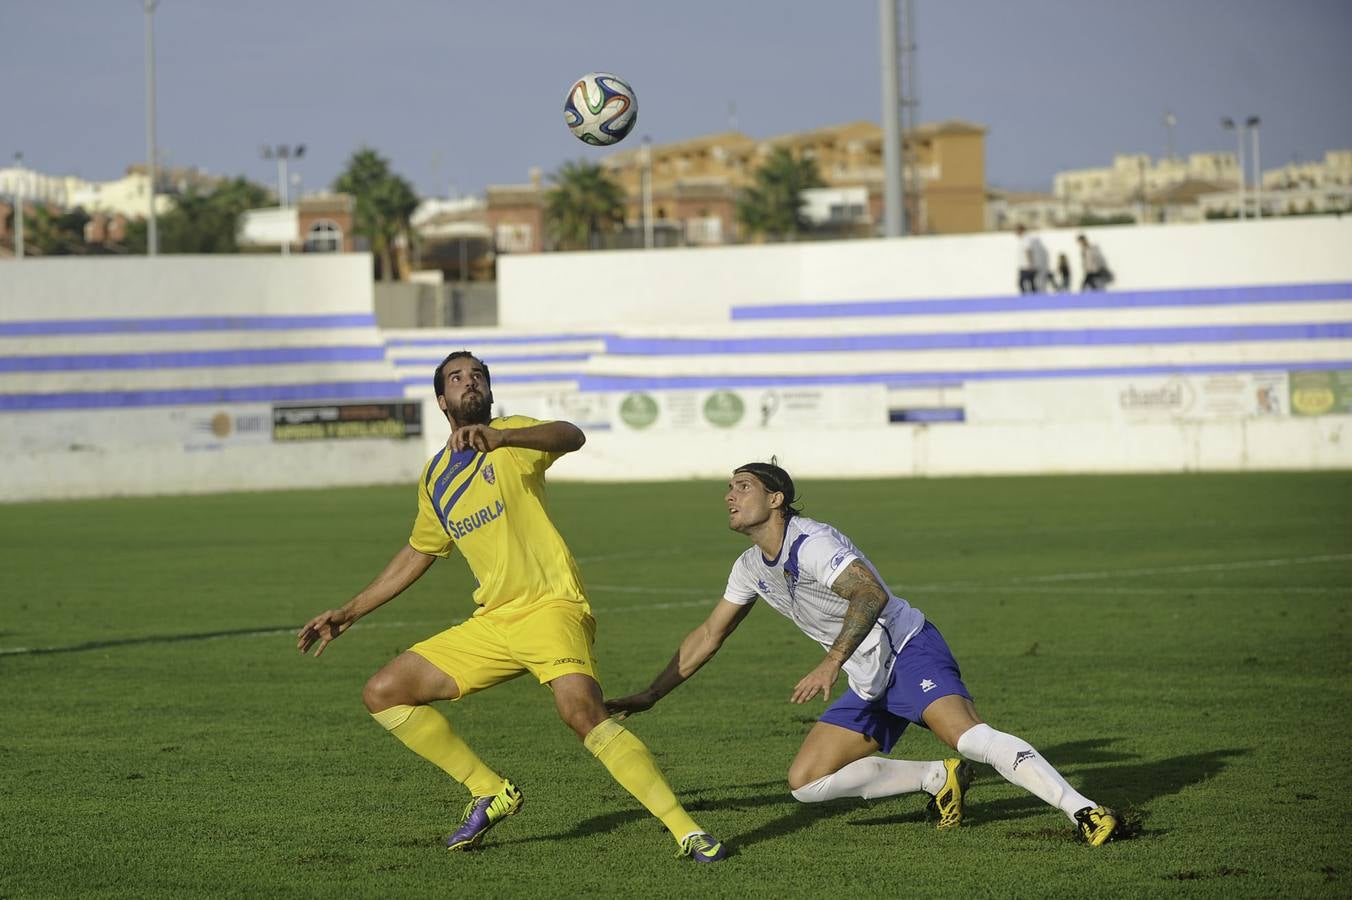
[791,658,841,704]
[296,608,352,657]
[604,690,658,720]
[450,424,504,453]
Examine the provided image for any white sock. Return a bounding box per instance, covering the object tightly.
[955,723,1093,821]
[790,757,946,802]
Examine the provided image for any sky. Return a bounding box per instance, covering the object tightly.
[4,0,1351,199]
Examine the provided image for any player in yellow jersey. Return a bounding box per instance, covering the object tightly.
[297,351,726,862]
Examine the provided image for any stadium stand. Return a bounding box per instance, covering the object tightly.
[384,281,1352,425]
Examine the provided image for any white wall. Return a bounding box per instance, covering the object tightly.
[498,216,1352,327]
[1,256,424,502]
[538,416,1352,482]
[0,254,375,318]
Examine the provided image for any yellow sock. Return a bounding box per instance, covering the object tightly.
[371,704,504,798]
[584,718,701,843]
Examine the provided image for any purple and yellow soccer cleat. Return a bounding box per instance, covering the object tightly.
[445,779,523,851]
[676,831,728,862]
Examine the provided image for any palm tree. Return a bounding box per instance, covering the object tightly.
[544,160,628,251]
[159,177,271,253]
[736,147,825,241]
[334,148,420,279]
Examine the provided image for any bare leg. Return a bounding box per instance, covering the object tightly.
[788,721,947,802]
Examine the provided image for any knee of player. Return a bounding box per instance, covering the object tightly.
[361,671,402,712]
[559,703,608,740]
[786,760,819,793]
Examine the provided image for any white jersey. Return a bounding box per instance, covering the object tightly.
[723,515,925,700]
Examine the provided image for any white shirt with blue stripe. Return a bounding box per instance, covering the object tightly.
[724,515,926,701]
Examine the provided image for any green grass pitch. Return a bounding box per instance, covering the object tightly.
[2,471,1349,897]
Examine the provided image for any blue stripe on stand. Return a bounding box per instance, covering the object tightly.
[0,381,406,411]
[385,334,609,347]
[398,372,583,388]
[393,353,592,365]
[603,322,1352,356]
[731,282,1352,320]
[576,359,1352,392]
[0,346,387,372]
[0,314,377,336]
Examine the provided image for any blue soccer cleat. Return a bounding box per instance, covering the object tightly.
[676,831,728,862]
[445,779,523,851]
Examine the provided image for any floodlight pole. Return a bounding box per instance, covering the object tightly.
[641,135,654,249]
[144,0,160,255]
[11,152,23,259]
[1247,116,1262,220]
[879,0,906,237]
[261,144,305,254]
[1221,117,1245,220]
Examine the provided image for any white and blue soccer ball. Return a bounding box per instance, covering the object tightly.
[564,72,638,146]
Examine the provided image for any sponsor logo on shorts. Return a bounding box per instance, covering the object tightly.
[553,657,585,666]
[920,678,937,693]
[1012,750,1036,770]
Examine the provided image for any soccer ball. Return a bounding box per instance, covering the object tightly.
[564,72,638,146]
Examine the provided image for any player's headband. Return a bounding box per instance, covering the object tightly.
[734,460,796,506]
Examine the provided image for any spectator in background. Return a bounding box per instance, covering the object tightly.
[1053,253,1072,293]
[1077,234,1114,291]
[1014,225,1049,293]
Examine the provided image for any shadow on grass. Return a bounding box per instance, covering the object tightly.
[489,779,827,850]
[952,738,1251,829]
[484,738,1249,850]
[0,625,296,656]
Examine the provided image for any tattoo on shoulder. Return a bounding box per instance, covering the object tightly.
[832,560,880,599]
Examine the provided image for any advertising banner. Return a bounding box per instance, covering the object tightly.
[966,372,1289,424]
[610,385,888,431]
[272,400,423,441]
[1289,370,1352,416]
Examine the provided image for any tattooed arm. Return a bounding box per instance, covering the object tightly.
[790,560,890,704]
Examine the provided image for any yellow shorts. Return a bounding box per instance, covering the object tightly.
[409,600,599,699]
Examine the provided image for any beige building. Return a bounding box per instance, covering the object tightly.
[1262,149,1352,190]
[480,119,989,255]
[1053,152,1239,205]
[600,119,988,240]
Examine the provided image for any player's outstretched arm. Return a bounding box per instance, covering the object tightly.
[296,544,437,657]
[791,560,889,703]
[605,598,753,718]
[452,420,585,454]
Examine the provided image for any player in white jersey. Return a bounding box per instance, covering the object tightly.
[605,461,1121,846]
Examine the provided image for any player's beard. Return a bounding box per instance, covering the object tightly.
[455,389,493,425]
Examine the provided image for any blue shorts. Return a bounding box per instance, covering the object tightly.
[819,621,972,753]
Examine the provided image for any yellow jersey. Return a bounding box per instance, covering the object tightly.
[408,415,587,616]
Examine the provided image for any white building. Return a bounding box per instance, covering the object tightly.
[0,166,174,218]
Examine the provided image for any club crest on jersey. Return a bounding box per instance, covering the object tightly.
[482,463,496,485]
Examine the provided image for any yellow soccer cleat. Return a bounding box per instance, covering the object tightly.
[1074,805,1119,847]
[926,758,974,829]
